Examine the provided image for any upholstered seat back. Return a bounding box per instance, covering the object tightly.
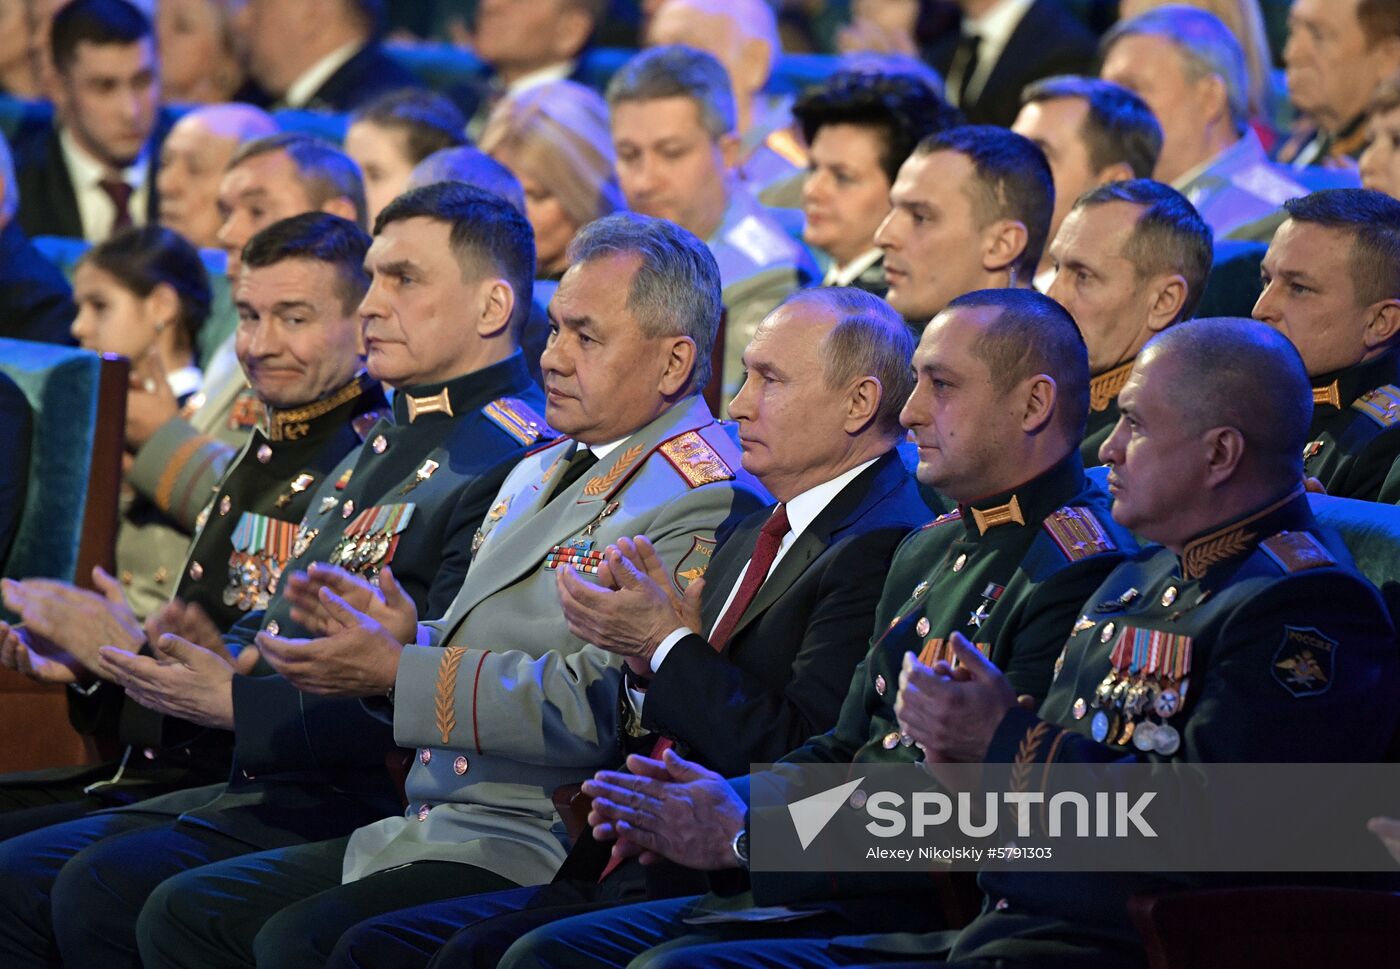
[0,338,101,608]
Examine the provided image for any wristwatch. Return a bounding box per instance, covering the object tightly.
[730,827,750,869]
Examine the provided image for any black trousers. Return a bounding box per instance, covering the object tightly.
[137,836,519,969]
[0,807,254,969]
[324,875,647,969]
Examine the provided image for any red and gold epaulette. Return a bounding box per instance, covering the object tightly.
[1043,506,1118,561]
[1352,384,1400,429]
[483,396,554,446]
[920,509,962,531]
[657,429,736,490]
[1260,531,1336,574]
[228,389,264,430]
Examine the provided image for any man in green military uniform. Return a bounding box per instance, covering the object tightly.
[0,185,553,969]
[486,288,1139,968]
[605,44,817,404]
[0,213,383,824]
[1042,179,1211,464]
[862,317,1399,969]
[120,135,367,557]
[519,325,1400,969]
[1254,189,1400,502]
[132,213,771,968]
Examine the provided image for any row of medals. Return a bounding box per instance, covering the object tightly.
[224,553,281,611]
[327,530,394,575]
[1076,670,1186,755]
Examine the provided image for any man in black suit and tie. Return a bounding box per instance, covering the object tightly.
[312,286,932,969]
[238,0,421,112]
[13,0,167,242]
[926,0,1098,128]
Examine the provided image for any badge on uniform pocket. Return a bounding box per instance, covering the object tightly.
[1273,626,1336,697]
[673,536,716,590]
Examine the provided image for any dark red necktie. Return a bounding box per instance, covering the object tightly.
[99,179,134,234]
[598,504,791,880]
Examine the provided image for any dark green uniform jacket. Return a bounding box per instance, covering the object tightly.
[740,450,1139,908]
[1305,351,1400,502]
[934,489,1400,969]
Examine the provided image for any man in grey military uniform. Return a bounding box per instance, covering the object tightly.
[1043,179,1212,465]
[131,213,770,968]
[1101,7,1310,243]
[644,0,807,205]
[607,44,817,403]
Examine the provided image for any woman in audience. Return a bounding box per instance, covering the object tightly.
[478,80,625,280]
[1361,73,1400,199]
[156,0,248,103]
[70,225,211,407]
[791,70,960,295]
[345,88,468,225]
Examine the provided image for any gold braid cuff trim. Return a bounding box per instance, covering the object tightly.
[435,647,466,744]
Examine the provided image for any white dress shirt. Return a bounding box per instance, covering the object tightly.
[643,457,880,677]
[59,128,150,242]
[821,248,883,288]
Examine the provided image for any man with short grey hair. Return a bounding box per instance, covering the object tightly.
[266,286,932,969]
[606,44,817,404]
[132,212,770,968]
[1101,5,1309,241]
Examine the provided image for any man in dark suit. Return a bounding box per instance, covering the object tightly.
[494,289,1138,969]
[13,0,166,242]
[282,286,930,969]
[924,0,1097,128]
[239,0,422,112]
[0,131,78,345]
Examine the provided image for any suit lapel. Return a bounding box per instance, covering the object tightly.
[721,452,909,647]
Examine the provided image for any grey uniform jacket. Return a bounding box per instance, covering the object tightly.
[341,395,770,886]
[708,188,818,404]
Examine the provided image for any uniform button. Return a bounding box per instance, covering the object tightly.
[995,898,1010,912]
[152,567,168,585]
[342,500,355,518]
[265,620,279,636]
[874,674,887,696]
[143,747,157,760]
[372,434,388,454]
[188,561,203,581]
[453,755,469,775]
[882,731,901,749]
[257,444,273,463]
[952,554,967,572]
[417,803,431,822]
[1099,622,1116,643]
[915,616,930,637]
[1160,586,1178,607]
[120,570,133,585]
[219,495,232,516]
[420,748,432,765]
